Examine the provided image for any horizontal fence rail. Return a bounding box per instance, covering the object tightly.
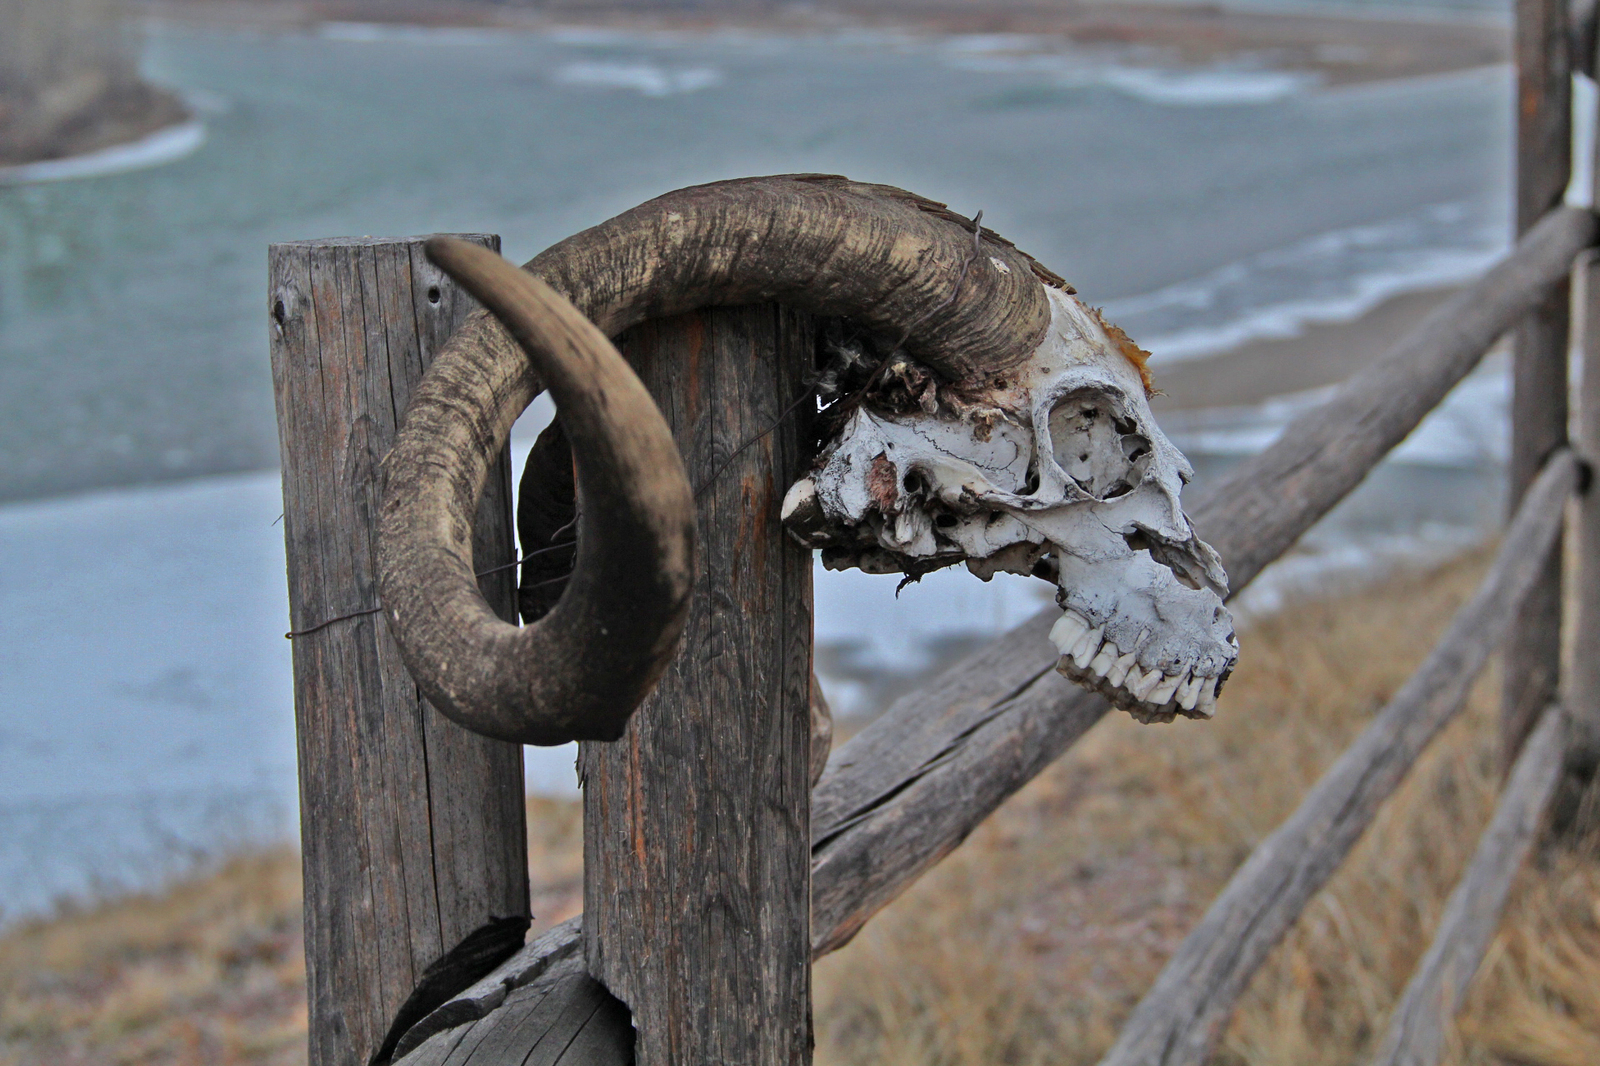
[1369,703,1570,1066]
[392,205,1596,1061]
[1095,449,1579,1066]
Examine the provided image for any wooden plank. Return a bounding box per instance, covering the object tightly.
[1095,450,1579,1066]
[397,954,632,1066]
[1369,703,1568,1066]
[581,305,815,1066]
[1573,175,1600,771]
[269,235,529,1066]
[1506,0,1574,768]
[1572,0,1598,78]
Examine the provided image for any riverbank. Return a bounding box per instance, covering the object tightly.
[137,0,1509,86]
[0,81,190,170]
[2,551,1594,1066]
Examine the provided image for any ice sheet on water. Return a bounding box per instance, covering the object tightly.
[1156,350,1512,467]
[940,45,1319,106]
[0,471,584,923]
[1108,200,1510,364]
[551,62,725,97]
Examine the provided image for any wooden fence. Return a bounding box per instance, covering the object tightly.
[271,1,1600,1063]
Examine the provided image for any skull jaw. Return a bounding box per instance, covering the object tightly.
[1047,548,1238,723]
[785,474,1240,723]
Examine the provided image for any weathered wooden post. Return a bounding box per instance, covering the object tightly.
[1506,0,1574,767]
[1576,31,1600,771]
[269,236,530,1066]
[582,305,816,1066]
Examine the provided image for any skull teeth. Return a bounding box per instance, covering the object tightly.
[1049,611,1091,655]
[1177,673,1205,711]
[1106,650,1138,689]
[1050,612,1227,723]
[1129,666,1168,703]
[1070,626,1104,667]
[1146,671,1183,706]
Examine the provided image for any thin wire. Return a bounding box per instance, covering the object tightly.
[285,606,383,640]
[287,518,579,638]
[693,385,818,500]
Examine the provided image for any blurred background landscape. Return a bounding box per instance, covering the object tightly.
[2,0,1596,1062]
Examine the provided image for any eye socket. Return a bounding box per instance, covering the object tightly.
[1049,388,1152,500]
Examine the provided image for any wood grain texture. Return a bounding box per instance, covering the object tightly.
[582,305,815,1066]
[1369,703,1568,1066]
[396,954,632,1066]
[391,919,586,1063]
[1507,0,1573,768]
[269,236,529,1066]
[1096,450,1579,1066]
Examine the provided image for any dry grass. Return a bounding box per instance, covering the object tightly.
[0,850,305,1066]
[0,800,584,1066]
[2,550,1597,1065]
[812,550,1600,1066]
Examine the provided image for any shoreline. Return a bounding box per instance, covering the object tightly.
[136,0,1510,86]
[0,81,193,174]
[1149,283,1461,412]
[0,116,205,186]
[5,0,1503,186]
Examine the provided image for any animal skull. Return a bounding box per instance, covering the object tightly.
[784,287,1238,723]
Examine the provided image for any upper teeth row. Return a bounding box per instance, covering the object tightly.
[1048,609,1219,717]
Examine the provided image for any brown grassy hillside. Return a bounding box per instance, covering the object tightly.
[2,550,1596,1066]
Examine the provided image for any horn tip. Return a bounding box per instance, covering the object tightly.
[424,234,479,273]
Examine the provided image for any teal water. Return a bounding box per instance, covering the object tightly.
[0,22,1508,502]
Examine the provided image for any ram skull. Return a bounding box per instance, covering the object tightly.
[378,174,1236,745]
[783,287,1236,722]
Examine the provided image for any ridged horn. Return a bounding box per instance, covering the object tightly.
[379,175,1064,746]
[529,174,1066,383]
[377,237,694,745]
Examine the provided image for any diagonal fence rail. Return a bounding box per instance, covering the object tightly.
[1096,449,1580,1066]
[1368,701,1570,1066]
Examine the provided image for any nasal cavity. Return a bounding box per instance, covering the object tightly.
[1049,388,1151,499]
[1123,529,1203,591]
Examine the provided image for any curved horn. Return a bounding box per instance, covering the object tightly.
[377,237,694,745]
[529,174,1067,383]
[380,175,1067,746]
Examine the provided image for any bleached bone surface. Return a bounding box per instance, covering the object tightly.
[792,287,1238,723]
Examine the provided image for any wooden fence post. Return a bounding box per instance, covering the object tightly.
[269,236,529,1066]
[582,305,815,1066]
[1573,21,1600,777]
[1506,0,1573,768]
